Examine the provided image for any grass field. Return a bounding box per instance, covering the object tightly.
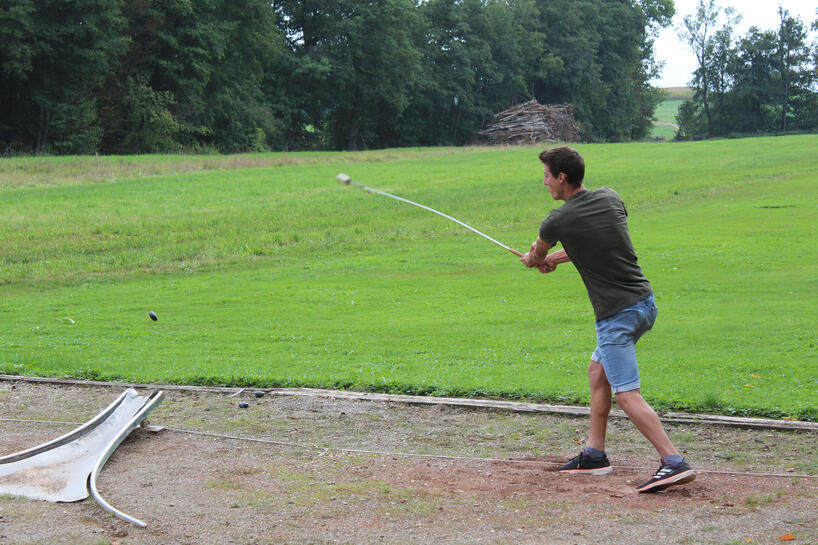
[650,98,684,140]
[654,99,683,124]
[1,136,816,420]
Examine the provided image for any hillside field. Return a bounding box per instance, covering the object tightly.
[650,97,684,140]
[663,87,694,100]
[1,136,816,420]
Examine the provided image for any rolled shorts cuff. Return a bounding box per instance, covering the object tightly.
[591,348,641,393]
[611,379,640,394]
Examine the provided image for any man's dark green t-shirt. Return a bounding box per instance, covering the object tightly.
[539,187,652,321]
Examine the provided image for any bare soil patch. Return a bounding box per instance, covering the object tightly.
[1,381,815,545]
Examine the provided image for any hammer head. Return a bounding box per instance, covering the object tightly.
[336,173,352,185]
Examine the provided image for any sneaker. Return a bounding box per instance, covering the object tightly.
[636,460,696,493]
[557,451,612,475]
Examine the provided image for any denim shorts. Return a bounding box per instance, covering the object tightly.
[591,293,657,394]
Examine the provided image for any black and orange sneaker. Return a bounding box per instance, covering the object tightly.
[636,460,696,493]
[557,451,612,475]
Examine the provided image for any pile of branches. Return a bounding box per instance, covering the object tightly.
[477,99,580,145]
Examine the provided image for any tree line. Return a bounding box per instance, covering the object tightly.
[677,0,818,139]
[0,0,674,154]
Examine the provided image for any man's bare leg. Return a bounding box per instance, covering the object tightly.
[587,360,611,451]
[614,389,678,458]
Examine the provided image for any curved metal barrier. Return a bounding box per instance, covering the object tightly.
[0,388,163,526]
[89,390,164,527]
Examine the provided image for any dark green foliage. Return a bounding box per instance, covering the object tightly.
[393,0,553,146]
[97,0,279,153]
[198,0,280,152]
[730,28,780,134]
[532,0,673,142]
[2,0,677,153]
[2,0,278,154]
[117,75,183,153]
[268,0,670,148]
[771,11,814,132]
[271,0,423,150]
[0,0,127,153]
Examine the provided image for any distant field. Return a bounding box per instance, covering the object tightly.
[664,86,694,100]
[1,136,816,420]
[654,99,683,124]
[650,97,684,140]
[650,123,678,140]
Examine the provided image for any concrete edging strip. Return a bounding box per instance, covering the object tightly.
[1,374,815,432]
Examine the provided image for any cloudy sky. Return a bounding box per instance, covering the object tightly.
[651,0,818,87]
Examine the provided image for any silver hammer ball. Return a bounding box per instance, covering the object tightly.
[336,173,352,184]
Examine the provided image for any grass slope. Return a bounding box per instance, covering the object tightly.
[1,136,816,420]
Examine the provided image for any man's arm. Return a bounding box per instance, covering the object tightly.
[521,238,553,272]
[521,239,571,274]
[545,248,571,268]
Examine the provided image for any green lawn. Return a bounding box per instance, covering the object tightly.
[1,136,816,420]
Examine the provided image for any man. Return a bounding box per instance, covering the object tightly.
[521,146,695,493]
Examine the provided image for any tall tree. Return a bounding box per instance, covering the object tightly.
[774,8,811,131]
[273,0,421,150]
[395,0,553,146]
[391,0,478,146]
[199,0,280,152]
[677,0,740,136]
[533,0,605,137]
[533,0,672,141]
[96,0,183,153]
[729,27,779,133]
[0,0,36,151]
[97,0,280,153]
[709,25,736,122]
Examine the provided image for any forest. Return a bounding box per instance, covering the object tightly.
[0,0,674,153]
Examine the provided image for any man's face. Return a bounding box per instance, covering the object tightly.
[544,165,562,200]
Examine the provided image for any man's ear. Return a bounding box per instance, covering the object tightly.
[557,172,569,185]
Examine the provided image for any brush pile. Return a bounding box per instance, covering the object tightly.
[477,99,580,145]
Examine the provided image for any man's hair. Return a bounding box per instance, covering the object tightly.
[539,147,585,188]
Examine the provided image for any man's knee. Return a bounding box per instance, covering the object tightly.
[614,388,643,409]
[588,360,609,389]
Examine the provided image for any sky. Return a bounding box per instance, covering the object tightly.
[650,0,818,87]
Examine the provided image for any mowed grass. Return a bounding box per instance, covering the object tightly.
[1,136,816,420]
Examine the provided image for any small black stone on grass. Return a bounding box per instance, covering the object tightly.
[238,402,249,409]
